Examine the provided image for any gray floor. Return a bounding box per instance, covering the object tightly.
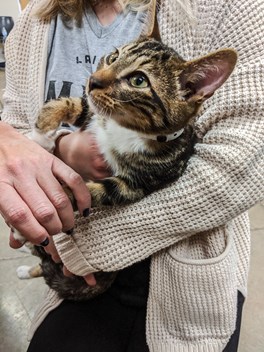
[1,70,264,351]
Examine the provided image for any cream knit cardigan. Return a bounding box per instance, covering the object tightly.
[2,0,264,351]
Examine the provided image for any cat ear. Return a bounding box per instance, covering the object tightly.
[144,0,161,41]
[179,49,237,102]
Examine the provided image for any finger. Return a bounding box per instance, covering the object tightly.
[7,224,27,245]
[37,172,75,233]
[0,184,50,245]
[14,178,64,235]
[62,266,74,278]
[92,169,112,181]
[52,158,91,215]
[83,273,97,286]
[9,231,24,249]
[9,230,50,249]
[44,239,61,263]
[62,266,97,286]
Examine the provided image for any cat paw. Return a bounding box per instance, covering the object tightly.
[12,229,26,244]
[28,129,56,152]
[17,244,32,254]
[87,182,106,206]
[16,265,32,279]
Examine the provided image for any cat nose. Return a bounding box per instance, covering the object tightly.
[88,76,105,92]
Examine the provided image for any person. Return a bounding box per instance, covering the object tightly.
[1,0,263,351]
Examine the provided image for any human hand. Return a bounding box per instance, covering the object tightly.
[0,122,91,247]
[45,238,97,286]
[54,130,111,181]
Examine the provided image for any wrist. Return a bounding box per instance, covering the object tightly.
[54,132,71,160]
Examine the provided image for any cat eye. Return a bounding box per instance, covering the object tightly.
[128,73,149,88]
[106,51,119,65]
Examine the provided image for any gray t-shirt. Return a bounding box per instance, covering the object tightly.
[45,5,146,101]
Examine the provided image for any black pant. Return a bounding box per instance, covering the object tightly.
[223,291,245,352]
[27,291,244,352]
[27,291,149,352]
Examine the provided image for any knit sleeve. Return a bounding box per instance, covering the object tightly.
[54,0,264,276]
[1,13,31,133]
[1,0,45,134]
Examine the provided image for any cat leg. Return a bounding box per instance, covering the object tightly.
[16,263,43,279]
[28,97,88,152]
[62,176,144,209]
[87,177,145,207]
[12,233,43,280]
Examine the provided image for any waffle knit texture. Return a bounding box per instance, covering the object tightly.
[2,0,264,350]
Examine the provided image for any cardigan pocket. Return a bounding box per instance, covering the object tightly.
[148,225,238,347]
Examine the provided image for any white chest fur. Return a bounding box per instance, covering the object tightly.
[89,118,149,175]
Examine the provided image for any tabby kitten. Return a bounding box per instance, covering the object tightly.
[16,37,237,300]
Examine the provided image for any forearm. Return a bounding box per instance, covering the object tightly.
[54,107,264,275]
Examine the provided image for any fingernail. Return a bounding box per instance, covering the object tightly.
[65,228,74,235]
[40,238,49,247]
[83,208,90,217]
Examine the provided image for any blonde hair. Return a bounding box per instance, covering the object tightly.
[35,0,194,24]
[35,0,151,23]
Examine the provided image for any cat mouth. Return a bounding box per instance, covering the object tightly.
[87,95,108,116]
[87,95,118,120]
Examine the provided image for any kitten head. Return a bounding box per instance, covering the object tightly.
[87,38,237,136]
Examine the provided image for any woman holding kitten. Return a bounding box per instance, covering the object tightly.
[1,0,264,351]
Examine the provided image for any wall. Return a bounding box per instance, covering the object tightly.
[0,0,21,22]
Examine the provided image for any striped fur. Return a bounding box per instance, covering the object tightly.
[30,37,237,300]
[35,38,236,207]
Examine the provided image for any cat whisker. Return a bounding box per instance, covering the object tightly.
[112,97,138,103]
[95,104,111,118]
